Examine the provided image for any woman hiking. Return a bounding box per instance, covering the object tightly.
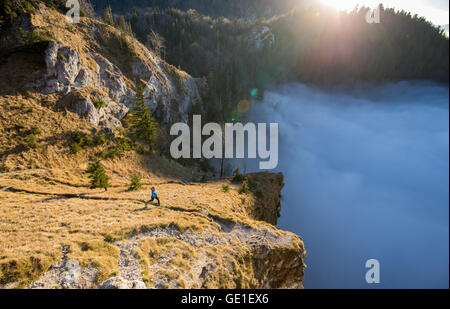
[147,186,160,206]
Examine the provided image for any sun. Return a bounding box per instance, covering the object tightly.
[319,0,373,12]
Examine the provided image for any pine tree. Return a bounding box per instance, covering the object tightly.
[86,158,110,191]
[128,175,143,191]
[118,16,133,35]
[128,84,158,149]
[104,5,114,26]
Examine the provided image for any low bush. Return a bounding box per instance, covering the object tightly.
[97,146,125,160]
[246,175,257,191]
[24,134,38,149]
[95,134,107,146]
[231,168,245,183]
[29,125,42,135]
[93,98,106,110]
[116,137,135,152]
[73,132,94,147]
[238,180,250,194]
[128,175,143,191]
[71,142,82,154]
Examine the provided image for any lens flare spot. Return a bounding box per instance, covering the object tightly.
[237,100,250,113]
[250,88,258,97]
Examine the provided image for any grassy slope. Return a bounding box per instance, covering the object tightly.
[0,90,294,286]
[0,169,282,287]
[0,5,304,288]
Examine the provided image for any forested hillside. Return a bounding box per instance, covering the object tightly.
[91,0,307,19]
[2,1,448,125]
[106,3,449,123]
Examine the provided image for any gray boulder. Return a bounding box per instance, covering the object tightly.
[99,277,147,289]
[37,40,204,128]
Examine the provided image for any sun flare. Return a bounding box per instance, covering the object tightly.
[319,0,377,11]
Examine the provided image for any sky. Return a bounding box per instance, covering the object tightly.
[319,0,449,25]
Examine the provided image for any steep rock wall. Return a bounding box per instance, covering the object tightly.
[23,4,203,128]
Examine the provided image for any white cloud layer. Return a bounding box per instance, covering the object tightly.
[246,81,449,288]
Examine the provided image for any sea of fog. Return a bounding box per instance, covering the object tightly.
[239,81,449,288]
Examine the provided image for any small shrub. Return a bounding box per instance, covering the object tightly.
[96,149,108,159]
[84,135,94,146]
[24,134,38,149]
[103,234,116,243]
[16,122,27,133]
[66,25,75,33]
[96,136,141,159]
[20,103,33,113]
[95,134,107,146]
[71,143,82,154]
[72,132,94,148]
[98,146,124,160]
[86,158,110,190]
[128,175,143,191]
[79,242,92,252]
[134,144,145,154]
[19,29,53,44]
[238,180,250,194]
[93,98,106,110]
[72,132,83,143]
[246,175,257,191]
[222,184,230,192]
[231,168,245,183]
[29,125,42,135]
[73,132,86,145]
[117,137,134,152]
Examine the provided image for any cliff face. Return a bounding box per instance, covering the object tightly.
[246,172,284,226]
[11,4,202,128]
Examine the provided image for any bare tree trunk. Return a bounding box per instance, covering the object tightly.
[220,118,225,178]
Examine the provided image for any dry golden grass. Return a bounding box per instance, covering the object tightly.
[135,237,199,287]
[0,166,281,287]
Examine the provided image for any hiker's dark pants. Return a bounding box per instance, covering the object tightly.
[150,196,160,205]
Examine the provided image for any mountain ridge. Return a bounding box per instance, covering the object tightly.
[91,0,311,19]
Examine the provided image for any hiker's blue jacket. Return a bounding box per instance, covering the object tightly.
[151,190,158,198]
